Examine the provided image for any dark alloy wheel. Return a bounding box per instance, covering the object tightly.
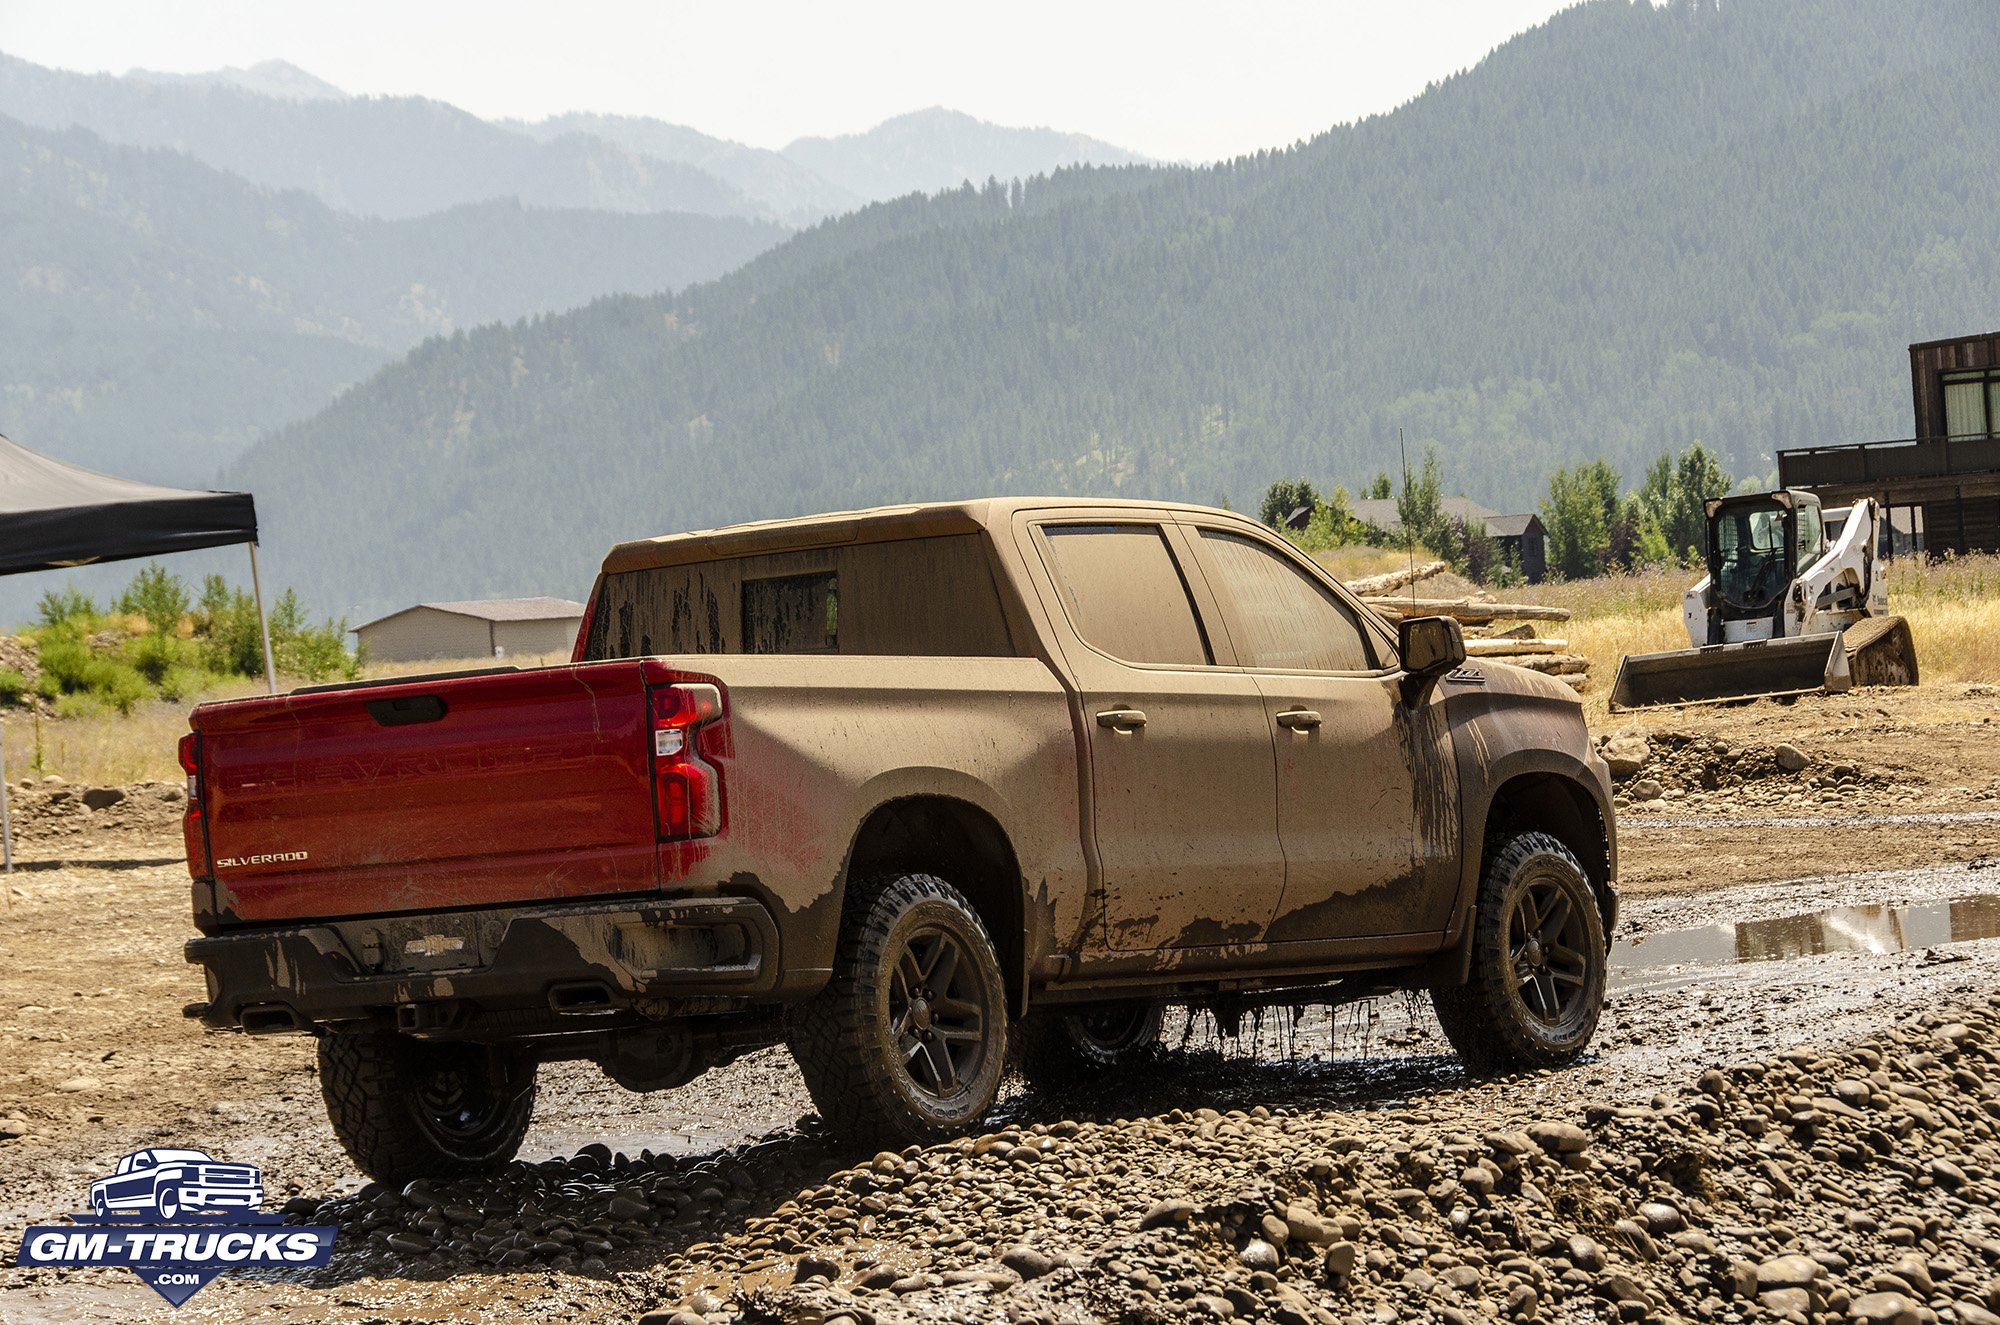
[319,1034,537,1183]
[788,873,1008,1144]
[1433,831,1607,1074]
[1507,874,1596,1027]
[1019,1001,1163,1085]
[888,924,990,1099]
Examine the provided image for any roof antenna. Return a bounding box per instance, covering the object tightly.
[1399,427,1417,610]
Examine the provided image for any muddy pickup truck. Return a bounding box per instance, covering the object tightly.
[181,499,1617,1181]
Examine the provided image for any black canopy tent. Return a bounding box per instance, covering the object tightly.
[0,433,275,872]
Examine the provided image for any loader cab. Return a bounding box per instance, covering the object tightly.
[1703,489,1822,641]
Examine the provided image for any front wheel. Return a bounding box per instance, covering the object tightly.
[1432,831,1607,1074]
[318,1033,537,1183]
[787,873,1008,1145]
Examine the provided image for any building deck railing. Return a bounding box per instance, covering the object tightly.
[1778,435,2000,489]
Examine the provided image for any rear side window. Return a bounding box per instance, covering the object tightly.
[583,534,1013,659]
[1040,524,1211,666]
[1196,530,1376,672]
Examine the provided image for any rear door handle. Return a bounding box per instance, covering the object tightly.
[1095,709,1148,730]
[1275,709,1322,730]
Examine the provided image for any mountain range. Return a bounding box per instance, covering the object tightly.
[221,0,2000,620]
[0,50,1148,492]
[0,54,1146,227]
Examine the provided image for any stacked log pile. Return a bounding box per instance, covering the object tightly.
[1354,564,1589,693]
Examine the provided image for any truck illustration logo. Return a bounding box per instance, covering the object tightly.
[87,1148,263,1220]
[16,1147,334,1306]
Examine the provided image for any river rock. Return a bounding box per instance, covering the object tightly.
[1602,729,1651,778]
[1527,1120,1590,1154]
[1848,1291,1921,1325]
[1757,1254,1823,1290]
[81,787,126,810]
[1000,1245,1056,1280]
[1239,1239,1280,1271]
[1638,1200,1684,1235]
[1774,743,1810,772]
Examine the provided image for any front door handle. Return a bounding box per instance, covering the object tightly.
[1095,708,1148,731]
[1275,708,1322,731]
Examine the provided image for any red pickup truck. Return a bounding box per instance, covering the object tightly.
[182,499,1617,1182]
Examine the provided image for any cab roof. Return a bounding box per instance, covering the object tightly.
[599,497,1267,574]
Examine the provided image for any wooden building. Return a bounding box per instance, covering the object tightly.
[353,597,585,663]
[1779,332,2000,555]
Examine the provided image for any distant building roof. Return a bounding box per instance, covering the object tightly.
[354,597,586,632]
[1351,496,1505,530]
[1482,513,1544,539]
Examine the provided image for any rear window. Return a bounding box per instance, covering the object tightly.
[1039,523,1212,666]
[582,533,1014,659]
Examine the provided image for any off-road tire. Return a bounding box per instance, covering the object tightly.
[788,873,1008,1145]
[1432,832,1607,1074]
[319,1032,537,1183]
[1017,1002,1163,1086]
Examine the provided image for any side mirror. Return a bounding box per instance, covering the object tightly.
[1398,615,1466,706]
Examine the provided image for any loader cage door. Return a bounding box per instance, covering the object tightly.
[1710,499,1792,612]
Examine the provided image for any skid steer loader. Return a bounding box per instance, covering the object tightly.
[1610,490,1918,710]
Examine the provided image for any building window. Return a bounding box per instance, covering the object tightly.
[1942,369,2000,438]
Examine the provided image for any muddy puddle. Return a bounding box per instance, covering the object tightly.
[1613,892,2000,985]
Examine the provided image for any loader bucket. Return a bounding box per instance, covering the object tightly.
[1609,634,1851,711]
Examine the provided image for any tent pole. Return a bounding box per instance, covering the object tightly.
[248,542,277,695]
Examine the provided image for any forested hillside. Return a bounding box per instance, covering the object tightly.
[0,115,787,481]
[232,0,2000,618]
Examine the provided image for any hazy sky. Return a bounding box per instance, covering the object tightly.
[1,0,1578,161]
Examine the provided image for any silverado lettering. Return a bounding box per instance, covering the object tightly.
[178,499,1618,1182]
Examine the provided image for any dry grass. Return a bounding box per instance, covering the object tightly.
[1506,553,2000,719]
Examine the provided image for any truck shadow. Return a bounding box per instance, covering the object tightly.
[278,1039,1479,1292]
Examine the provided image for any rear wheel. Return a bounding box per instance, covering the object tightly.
[788,873,1008,1144]
[1432,832,1607,1073]
[1018,1002,1163,1086]
[319,1033,537,1183]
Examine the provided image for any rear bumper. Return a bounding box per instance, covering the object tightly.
[185,894,793,1034]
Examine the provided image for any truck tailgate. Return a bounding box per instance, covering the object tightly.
[194,663,659,924]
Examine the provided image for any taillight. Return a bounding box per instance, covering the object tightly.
[178,731,211,879]
[651,683,723,839]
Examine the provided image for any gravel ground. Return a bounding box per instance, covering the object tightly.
[4,852,1998,1324]
[4,718,2000,1325]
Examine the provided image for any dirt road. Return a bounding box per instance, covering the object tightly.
[2,686,1997,1324]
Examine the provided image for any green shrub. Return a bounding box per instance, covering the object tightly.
[0,668,24,705]
[35,630,94,692]
[36,585,97,629]
[154,665,215,704]
[114,564,190,634]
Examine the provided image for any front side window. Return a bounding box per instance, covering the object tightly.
[1794,503,1824,572]
[1040,524,1211,666]
[1195,530,1375,672]
[1713,501,1790,608]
